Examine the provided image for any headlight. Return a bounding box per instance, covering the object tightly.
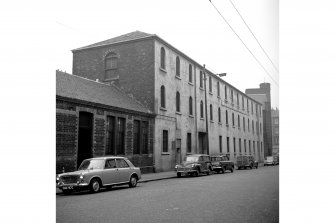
[191,164,195,168]
[80,175,84,179]
[56,175,60,181]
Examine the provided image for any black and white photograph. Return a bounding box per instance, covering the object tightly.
[1,0,335,222]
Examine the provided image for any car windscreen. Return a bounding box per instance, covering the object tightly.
[185,156,199,162]
[78,159,104,170]
[211,157,220,161]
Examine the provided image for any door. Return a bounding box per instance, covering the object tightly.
[77,112,93,167]
[198,133,207,154]
[115,158,131,183]
[103,159,118,185]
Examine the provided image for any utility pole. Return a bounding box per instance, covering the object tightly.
[203,64,210,155]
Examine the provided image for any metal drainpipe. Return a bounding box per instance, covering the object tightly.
[203,64,210,155]
[194,64,198,154]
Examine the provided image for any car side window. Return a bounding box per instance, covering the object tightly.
[105,159,116,169]
[116,159,130,168]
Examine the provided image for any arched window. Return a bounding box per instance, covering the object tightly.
[200,71,203,88]
[189,64,193,83]
[225,110,228,124]
[176,91,180,112]
[105,52,118,80]
[218,107,221,123]
[189,96,193,115]
[160,47,165,69]
[210,104,213,121]
[176,56,180,77]
[160,85,165,108]
[200,100,204,118]
[232,113,235,126]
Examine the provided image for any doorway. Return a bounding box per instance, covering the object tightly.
[198,132,207,154]
[77,112,93,167]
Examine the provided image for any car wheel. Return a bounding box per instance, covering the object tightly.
[90,179,101,193]
[194,170,199,177]
[231,167,234,173]
[177,172,181,178]
[222,167,225,174]
[129,175,138,188]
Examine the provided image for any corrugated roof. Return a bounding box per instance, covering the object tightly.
[56,70,152,114]
[73,31,153,51]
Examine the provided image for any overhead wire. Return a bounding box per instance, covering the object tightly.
[208,0,279,87]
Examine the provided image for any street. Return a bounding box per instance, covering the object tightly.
[56,166,279,223]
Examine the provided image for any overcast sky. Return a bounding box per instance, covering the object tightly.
[53,0,279,108]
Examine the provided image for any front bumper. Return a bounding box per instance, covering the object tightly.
[176,167,197,174]
[57,182,89,190]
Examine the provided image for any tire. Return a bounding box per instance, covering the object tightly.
[231,167,234,173]
[206,170,210,175]
[177,172,181,178]
[129,175,138,188]
[222,167,225,174]
[89,178,101,193]
[194,170,199,177]
[256,165,258,169]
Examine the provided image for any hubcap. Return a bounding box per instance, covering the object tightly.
[131,177,137,186]
[93,181,99,191]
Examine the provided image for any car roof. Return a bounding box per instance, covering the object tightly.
[187,154,209,157]
[85,156,127,160]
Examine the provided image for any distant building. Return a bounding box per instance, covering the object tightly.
[56,70,155,174]
[70,31,264,171]
[271,108,279,156]
[245,83,273,158]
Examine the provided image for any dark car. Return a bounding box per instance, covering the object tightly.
[210,154,234,173]
[56,156,141,194]
[236,155,258,169]
[175,154,212,177]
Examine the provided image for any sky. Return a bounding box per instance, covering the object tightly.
[53,0,279,108]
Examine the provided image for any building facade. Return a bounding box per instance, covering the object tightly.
[72,31,264,172]
[245,83,273,158]
[271,108,279,156]
[56,70,155,174]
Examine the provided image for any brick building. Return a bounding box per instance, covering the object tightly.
[272,108,279,156]
[71,31,264,172]
[56,70,155,174]
[245,83,273,158]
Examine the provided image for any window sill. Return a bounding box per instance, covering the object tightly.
[200,118,204,120]
[175,75,181,80]
[218,122,222,125]
[232,126,235,128]
[217,96,221,99]
[209,92,213,95]
[160,107,167,111]
[210,120,214,123]
[159,67,167,73]
[175,111,182,115]
[189,115,194,118]
[161,152,170,155]
[199,87,204,91]
[226,124,229,127]
[188,82,194,86]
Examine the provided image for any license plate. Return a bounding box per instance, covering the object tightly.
[63,186,73,190]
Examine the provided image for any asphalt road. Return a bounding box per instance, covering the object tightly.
[56,165,279,223]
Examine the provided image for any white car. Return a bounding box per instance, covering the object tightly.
[264,156,275,166]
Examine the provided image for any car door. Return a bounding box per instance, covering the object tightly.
[103,159,118,185]
[115,158,131,183]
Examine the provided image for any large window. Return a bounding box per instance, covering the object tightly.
[160,85,165,108]
[162,130,168,152]
[231,89,234,102]
[106,116,115,155]
[233,137,236,153]
[209,76,212,93]
[200,100,204,118]
[160,47,165,69]
[219,136,222,153]
[210,104,213,121]
[176,56,180,77]
[187,133,192,153]
[237,93,239,107]
[218,107,221,123]
[176,91,180,112]
[248,119,250,132]
[238,115,240,128]
[133,120,140,154]
[243,117,245,132]
[244,139,247,153]
[116,117,125,155]
[224,85,227,100]
[189,64,193,83]
[142,121,149,154]
[252,120,254,134]
[200,71,203,88]
[105,52,118,80]
[217,81,220,97]
[247,99,249,112]
[253,141,255,154]
[189,96,193,115]
[242,96,244,109]
[249,140,251,153]
[239,138,241,153]
[226,110,228,125]
[232,113,235,126]
[226,137,230,153]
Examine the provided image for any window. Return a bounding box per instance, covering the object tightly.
[106,116,115,155]
[189,96,193,115]
[233,137,236,153]
[242,96,244,109]
[210,104,213,121]
[252,120,254,134]
[248,119,250,132]
[176,91,180,112]
[105,52,118,80]
[253,141,255,154]
[247,99,249,111]
[200,71,203,88]
[251,102,254,113]
[232,113,235,126]
[160,85,165,108]
[244,139,247,153]
[237,93,239,107]
[133,120,140,154]
[105,159,116,169]
[243,117,245,132]
[238,115,240,128]
[200,100,204,118]
[260,123,262,134]
[256,121,259,135]
[217,81,220,97]
[249,140,251,153]
[231,89,234,102]
[256,105,258,115]
[239,138,241,153]
[116,159,129,168]
[117,117,125,154]
[189,64,193,83]
[224,86,227,100]
[219,136,222,153]
[261,142,263,154]
[142,121,149,154]
[218,107,221,123]
[176,56,180,77]
[162,130,168,152]
[226,137,230,153]
[187,133,192,153]
[226,110,229,125]
[160,47,165,69]
[209,76,212,93]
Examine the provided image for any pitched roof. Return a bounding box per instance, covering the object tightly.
[56,70,152,114]
[73,31,154,51]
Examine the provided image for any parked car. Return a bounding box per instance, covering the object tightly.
[56,156,141,194]
[175,154,212,177]
[210,154,234,173]
[264,156,275,166]
[273,155,279,165]
[236,155,258,169]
